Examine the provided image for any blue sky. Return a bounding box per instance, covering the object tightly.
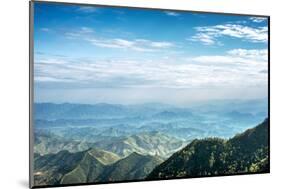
[34,2,268,105]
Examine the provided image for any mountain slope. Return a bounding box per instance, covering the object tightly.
[147,118,269,179]
[93,131,185,158]
[60,152,162,184]
[34,148,162,186]
[98,152,163,182]
[60,151,105,184]
[60,149,121,184]
[34,150,86,186]
[34,131,94,155]
[34,148,120,186]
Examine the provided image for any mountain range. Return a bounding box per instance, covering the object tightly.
[34,101,267,142]
[34,118,269,186]
[32,101,269,187]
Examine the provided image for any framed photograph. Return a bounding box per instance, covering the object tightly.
[29,1,270,188]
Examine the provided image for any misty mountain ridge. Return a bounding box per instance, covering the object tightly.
[34,99,267,120]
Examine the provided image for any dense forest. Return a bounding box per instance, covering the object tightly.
[147,118,269,179]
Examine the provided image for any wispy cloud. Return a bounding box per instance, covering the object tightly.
[80,27,94,33]
[191,24,268,45]
[164,11,180,17]
[192,48,267,65]
[87,38,174,52]
[188,33,216,45]
[40,28,50,32]
[65,27,94,38]
[35,58,68,65]
[227,48,267,61]
[77,6,98,13]
[65,27,174,52]
[35,76,74,83]
[249,17,268,23]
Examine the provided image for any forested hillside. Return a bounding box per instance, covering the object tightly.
[147,119,269,179]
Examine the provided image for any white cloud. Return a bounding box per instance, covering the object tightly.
[164,11,180,16]
[189,49,268,89]
[80,27,94,33]
[36,58,68,65]
[150,41,174,48]
[189,33,215,45]
[65,27,94,39]
[35,76,74,83]
[41,28,50,32]
[227,49,267,61]
[65,27,174,52]
[86,37,174,52]
[77,6,98,13]
[191,24,268,45]
[35,48,268,91]
[192,48,267,66]
[249,17,268,23]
